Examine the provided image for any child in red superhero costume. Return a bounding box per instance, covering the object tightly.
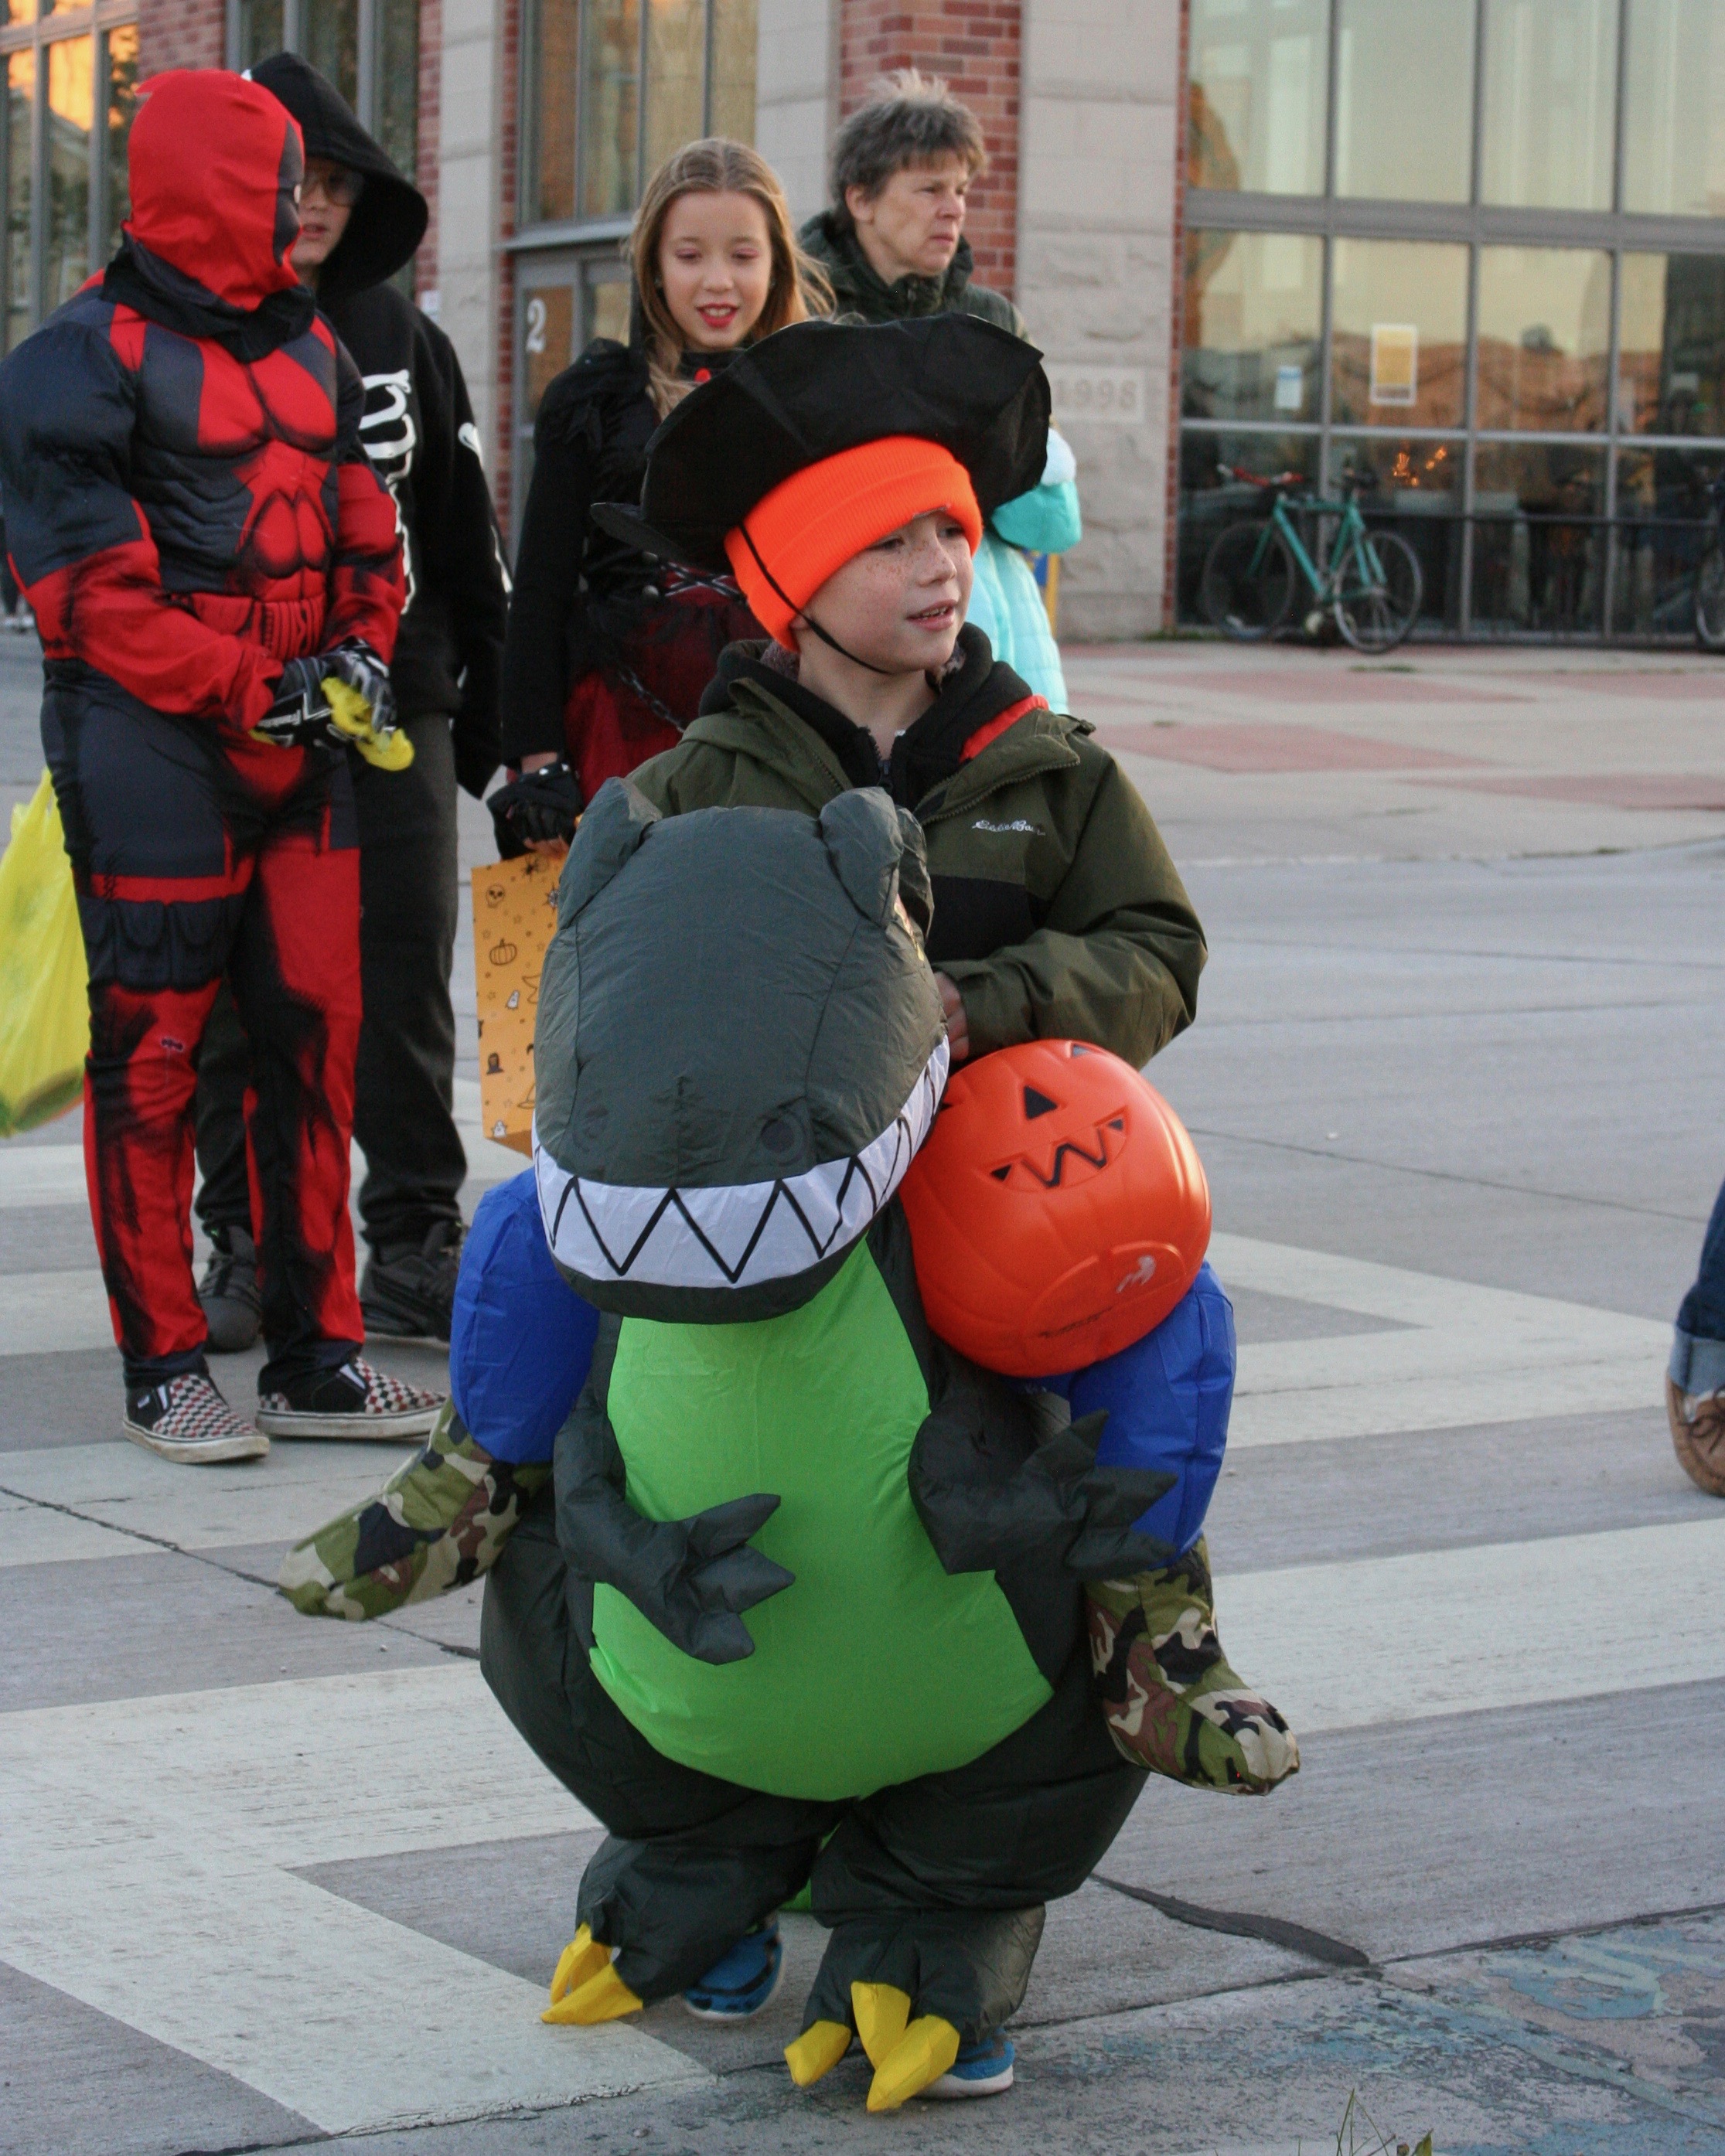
[0,70,441,1460]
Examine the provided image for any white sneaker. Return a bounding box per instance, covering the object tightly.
[123,1372,269,1463]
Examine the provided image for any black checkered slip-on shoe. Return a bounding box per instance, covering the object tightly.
[254,1356,443,1441]
[123,1372,270,1464]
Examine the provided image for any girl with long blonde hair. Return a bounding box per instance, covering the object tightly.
[493,140,831,838]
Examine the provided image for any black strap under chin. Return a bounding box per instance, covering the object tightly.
[735,519,895,676]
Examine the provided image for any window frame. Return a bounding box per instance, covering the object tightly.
[516,0,738,245]
[0,2,138,351]
[223,0,418,188]
[1181,0,1725,636]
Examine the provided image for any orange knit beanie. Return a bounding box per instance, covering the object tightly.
[724,435,984,649]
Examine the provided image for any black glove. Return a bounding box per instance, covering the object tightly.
[557,1397,793,1663]
[911,1400,1177,1582]
[487,760,583,857]
[252,656,339,751]
[321,639,398,738]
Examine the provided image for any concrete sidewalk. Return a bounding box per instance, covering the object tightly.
[2,638,1724,2155]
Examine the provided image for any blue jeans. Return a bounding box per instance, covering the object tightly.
[1672,1175,1725,1397]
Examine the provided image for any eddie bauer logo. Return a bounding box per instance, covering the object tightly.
[1115,1253,1157,1294]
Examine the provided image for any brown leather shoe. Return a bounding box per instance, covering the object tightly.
[1668,1374,1725,1497]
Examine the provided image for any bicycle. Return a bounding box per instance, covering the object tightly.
[1693,469,1725,650]
[1200,464,1424,652]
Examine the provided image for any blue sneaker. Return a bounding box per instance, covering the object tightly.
[922,2032,1015,2098]
[683,1919,784,2021]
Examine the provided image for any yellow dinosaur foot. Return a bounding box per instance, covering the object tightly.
[784,2020,851,2088]
[850,1981,910,2068]
[541,1924,643,2025]
[865,2015,961,2113]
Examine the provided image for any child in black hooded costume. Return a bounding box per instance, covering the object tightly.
[194,53,510,1349]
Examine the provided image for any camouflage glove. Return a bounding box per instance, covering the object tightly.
[278,1402,546,1620]
[1086,1537,1299,1793]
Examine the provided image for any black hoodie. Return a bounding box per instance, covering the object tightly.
[250,53,509,794]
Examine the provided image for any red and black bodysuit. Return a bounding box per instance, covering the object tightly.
[0,69,405,1391]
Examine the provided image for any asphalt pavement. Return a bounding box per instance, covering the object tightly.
[2,635,1723,2156]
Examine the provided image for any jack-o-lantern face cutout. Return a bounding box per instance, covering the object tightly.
[899,1039,1210,1376]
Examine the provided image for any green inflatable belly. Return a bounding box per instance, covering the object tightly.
[589,1240,1053,1800]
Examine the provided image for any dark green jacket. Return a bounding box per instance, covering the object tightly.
[799,213,1029,339]
[630,642,1205,1069]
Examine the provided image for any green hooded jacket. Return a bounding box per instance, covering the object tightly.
[629,636,1205,1070]
[799,213,1029,338]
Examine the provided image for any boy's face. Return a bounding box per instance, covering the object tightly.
[845,155,970,282]
[796,509,974,675]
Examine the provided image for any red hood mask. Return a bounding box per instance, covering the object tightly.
[124,71,304,311]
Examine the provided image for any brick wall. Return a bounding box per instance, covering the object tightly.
[138,0,225,73]
[492,0,520,530]
[838,0,1021,301]
[415,0,443,294]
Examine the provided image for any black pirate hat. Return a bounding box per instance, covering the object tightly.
[590,314,1051,572]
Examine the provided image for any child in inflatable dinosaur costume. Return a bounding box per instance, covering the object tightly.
[280,317,1295,2104]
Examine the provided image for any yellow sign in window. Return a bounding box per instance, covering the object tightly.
[1369,322,1419,407]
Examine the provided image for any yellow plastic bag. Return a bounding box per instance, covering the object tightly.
[0,770,88,1136]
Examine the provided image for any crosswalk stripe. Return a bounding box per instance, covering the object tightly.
[1212,1233,1667,1446]
[5,1505,1720,2129]
[1218,1514,1725,1735]
[0,1666,701,2134]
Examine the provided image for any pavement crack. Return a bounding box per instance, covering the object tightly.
[1090,1873,1374,1970]
[0,1479,478,1662]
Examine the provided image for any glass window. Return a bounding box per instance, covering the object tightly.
[644,0,705,178]
[235,0,285,63]
[1334,0,1473,203]
[1618,254,1725,438]
[1475,247,1610,431]
[1183,228,1323,424]
[1178,428,1320,622]
[4,49,32,354]
[1623,1,1725,220]
[1188,0,1329,196]
[1481,0,1618,211]
[1471,442,1605,631]
[304,0,360,111]
[376,0,420,184]
[1329,239,1468,428]
[1331,432,1464,625]
[101,25,139,261]
[1173,424,1319,621]
[1612,446,1723,635]
[528,0,581,224]
[579,0,643,220]
[710,0,757,141]
[43,36,90,316]
[522,278,578,428]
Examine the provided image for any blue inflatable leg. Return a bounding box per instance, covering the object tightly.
[1052,1261,1236,1557]
[451,1169,601,1466]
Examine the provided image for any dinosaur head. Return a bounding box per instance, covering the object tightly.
[532,779,946,1322]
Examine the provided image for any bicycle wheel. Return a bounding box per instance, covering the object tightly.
[1201,521,1296,640]
[1696,543,1725,650]
[1333,530,1423,652]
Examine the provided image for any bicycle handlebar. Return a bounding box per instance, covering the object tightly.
[1217,462,1303,489]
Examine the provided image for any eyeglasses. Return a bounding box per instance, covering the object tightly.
[302,165,365,208]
